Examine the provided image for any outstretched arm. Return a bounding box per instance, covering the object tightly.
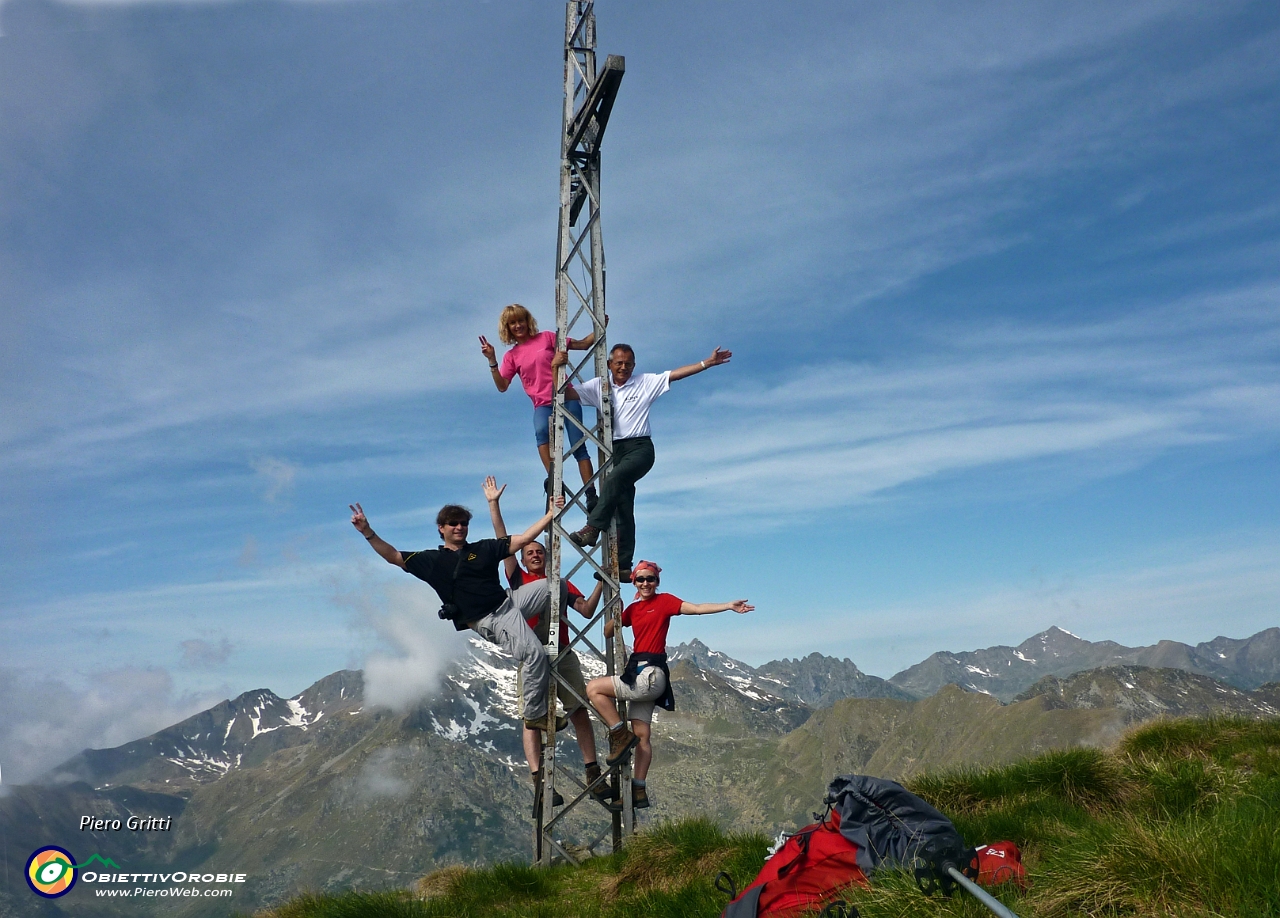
[480,336,512,392]
[669,346,732,382]
[483,477,519,582]
[678,599,753,616]
[509,495,565,554]
[349,503,405,568]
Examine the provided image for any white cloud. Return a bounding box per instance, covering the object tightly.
[639,288,1280,523]
[252,456,298,504]
[0,665,223,785]
[333,573,470,712]
[356,746,411,800]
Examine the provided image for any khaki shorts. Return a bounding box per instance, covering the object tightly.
[611,664,667,724]
[518,647,588,717]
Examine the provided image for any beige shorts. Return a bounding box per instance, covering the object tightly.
[518,647,588,717]
[611,664,667,724]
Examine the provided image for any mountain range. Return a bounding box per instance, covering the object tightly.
[2,626,1277,918]
[887,625,1280,701]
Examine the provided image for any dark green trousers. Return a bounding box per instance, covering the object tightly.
[587,436,655,572]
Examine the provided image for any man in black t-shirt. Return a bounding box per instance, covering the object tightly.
[350,487,563,769]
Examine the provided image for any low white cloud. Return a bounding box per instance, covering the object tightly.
[0,665,222,785]
[356,746,411,799]
[333,573,470,712]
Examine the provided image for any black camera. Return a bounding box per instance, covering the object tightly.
[438,603,461,621]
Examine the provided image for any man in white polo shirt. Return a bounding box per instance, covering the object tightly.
[553,342,732,580]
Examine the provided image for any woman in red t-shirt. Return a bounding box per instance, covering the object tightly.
[479,304,598,503]
[586,560,753,810]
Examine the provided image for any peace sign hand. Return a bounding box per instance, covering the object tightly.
[350,503,372,536]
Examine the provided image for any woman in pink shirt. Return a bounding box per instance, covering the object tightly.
[480,304,598,506]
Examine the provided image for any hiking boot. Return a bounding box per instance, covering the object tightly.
[605,726,639,766]
[585,762,621,811]
[585,486,599,514]
[523,713,569,734]
[568,524,600,548]
[584,761,615,795]
[618,569,632,584]
[632,782,650,809]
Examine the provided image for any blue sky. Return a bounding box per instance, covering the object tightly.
[2,0,1278,781]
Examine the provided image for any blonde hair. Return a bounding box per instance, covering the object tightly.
[498,304,539,345]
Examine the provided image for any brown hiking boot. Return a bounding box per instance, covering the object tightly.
[605,726,639,766]
[585,761,621,812]
[632,782,650,809]
[568,524,600,547]
[523,713,569,734]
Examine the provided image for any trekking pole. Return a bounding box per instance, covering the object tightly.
[914,839,1021,918]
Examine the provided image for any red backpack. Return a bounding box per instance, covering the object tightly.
[720,808,868,918]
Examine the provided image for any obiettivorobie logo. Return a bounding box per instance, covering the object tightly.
[25,848,119,898]
[25,847,247,901]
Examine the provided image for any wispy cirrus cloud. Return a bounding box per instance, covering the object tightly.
[642,286,1280,522]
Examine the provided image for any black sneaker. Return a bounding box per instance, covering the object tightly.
[585,486,599,514]
[531,774,564,817]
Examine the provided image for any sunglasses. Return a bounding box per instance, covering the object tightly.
[632,575,658,584]
[443,520,470,528]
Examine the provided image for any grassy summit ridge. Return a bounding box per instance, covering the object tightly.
[261,717,1280,918]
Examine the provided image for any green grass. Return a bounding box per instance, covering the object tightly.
[260,717,1280,918]
[259,819,770,918]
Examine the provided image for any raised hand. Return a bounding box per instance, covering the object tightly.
[729,600,753,614]
[349,503,371,536]
[707,346,733,367]
[479,335,496,363]
[482,476,507,503]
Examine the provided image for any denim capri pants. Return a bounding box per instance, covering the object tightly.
[533,400,591,461]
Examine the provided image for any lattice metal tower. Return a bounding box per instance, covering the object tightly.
[536,0,628,865]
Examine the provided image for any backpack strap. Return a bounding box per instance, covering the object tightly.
[714,872,738,900]
[775,829,815,877]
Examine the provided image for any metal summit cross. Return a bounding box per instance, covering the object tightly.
[535,0,628,865]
